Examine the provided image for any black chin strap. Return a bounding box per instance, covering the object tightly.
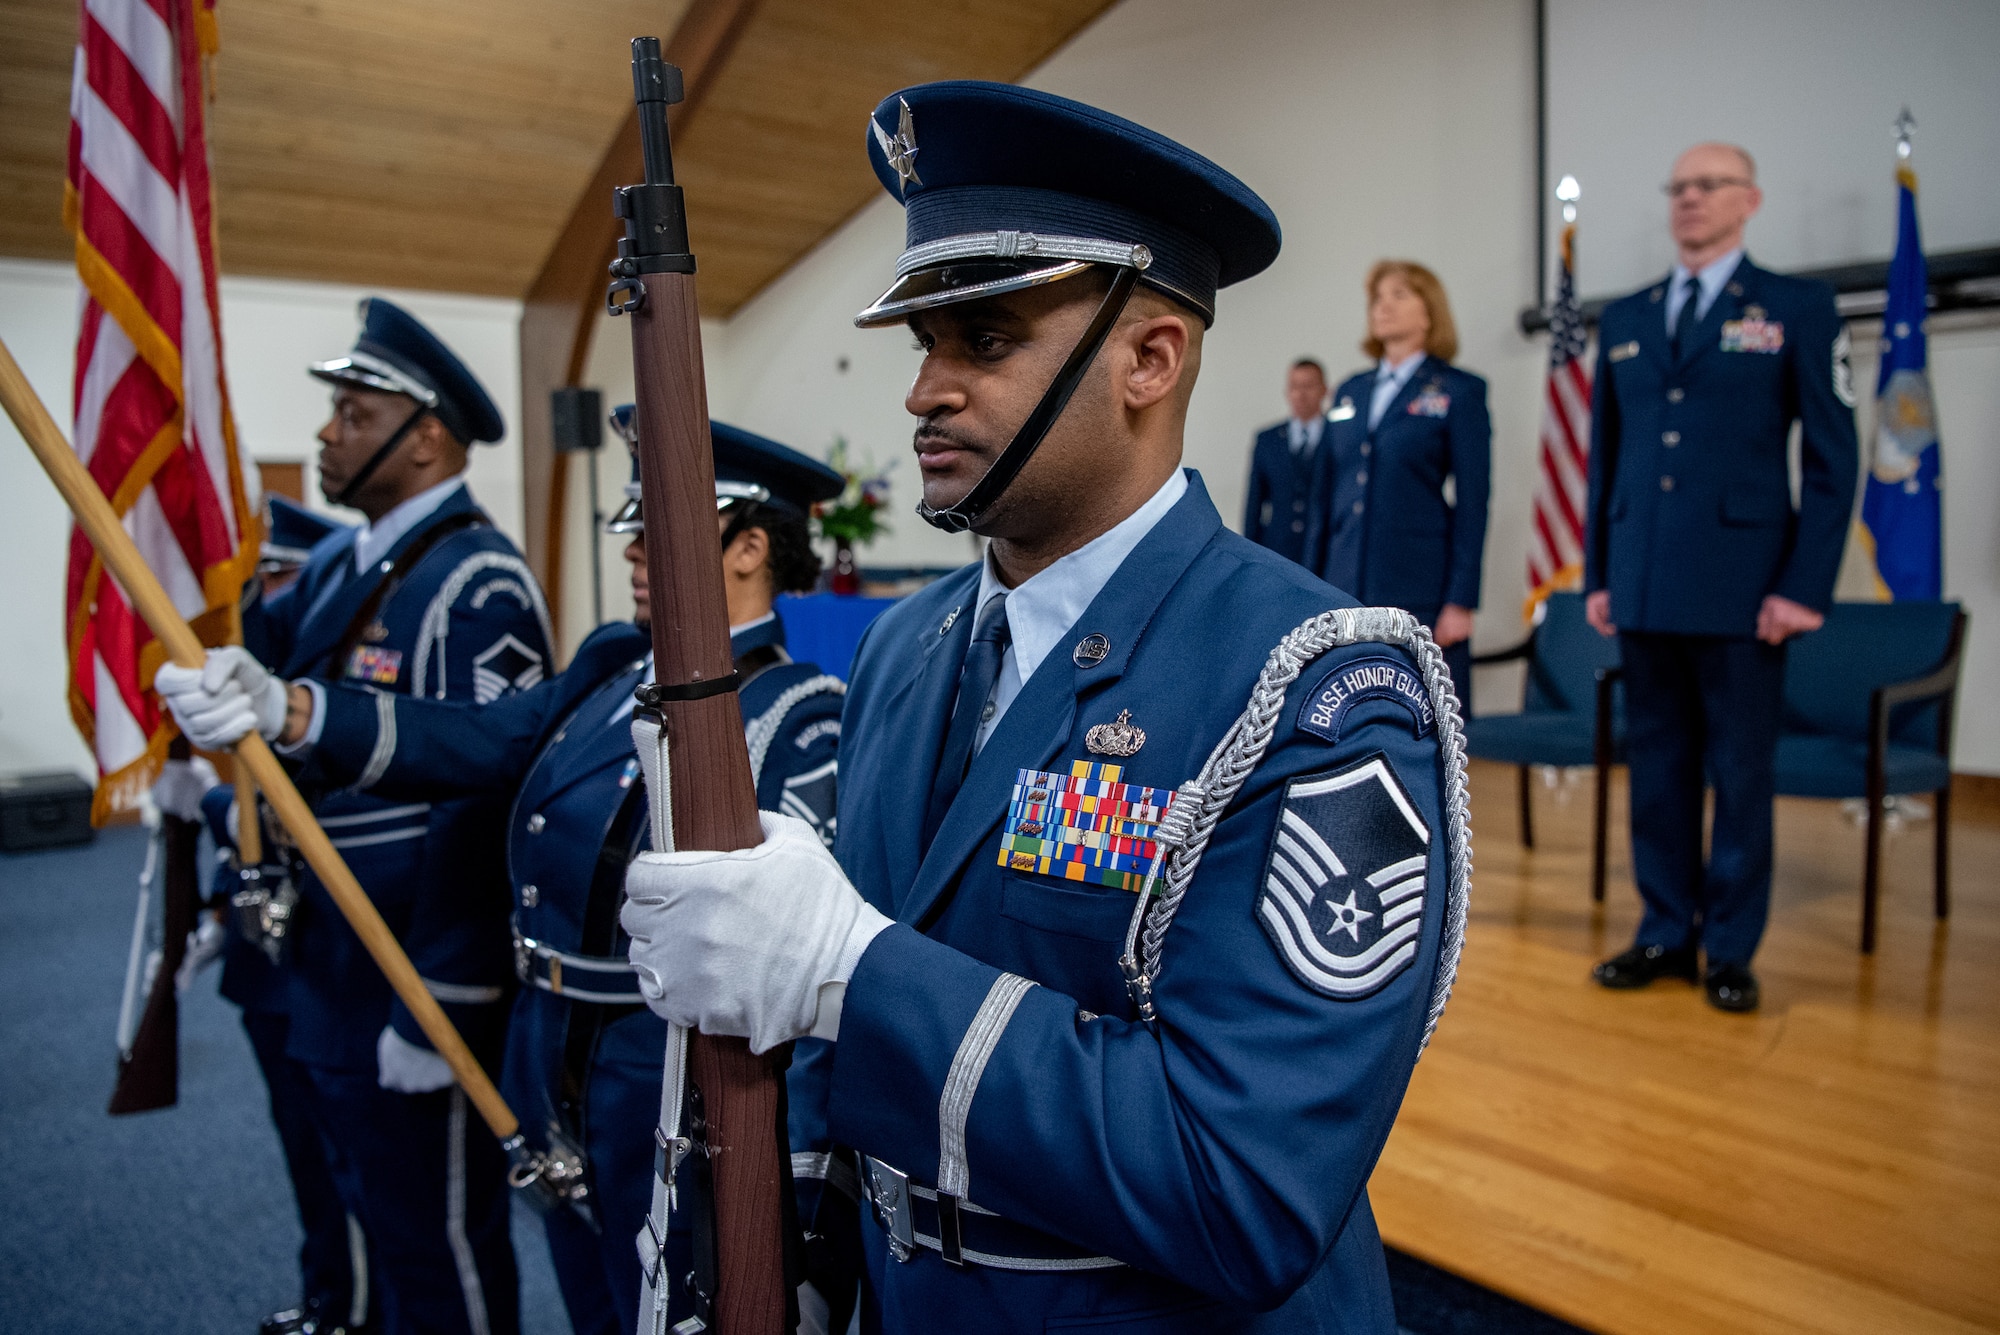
[916,264,1143,534]
[334,403,431,509]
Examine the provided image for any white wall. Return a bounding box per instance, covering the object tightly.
[688,0,1999,773]
[1548,0,2000,299]
[0,258,524,775]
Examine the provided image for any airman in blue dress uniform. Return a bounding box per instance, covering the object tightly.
[617,83,1471,1334]
[1241,358,1328,563]
[1584,144,1858,1012]
[261,418,848,1335]
[160,297,555,1335]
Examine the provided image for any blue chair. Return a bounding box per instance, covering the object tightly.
[1776,602,1966,952]
[1466,593,1626,900]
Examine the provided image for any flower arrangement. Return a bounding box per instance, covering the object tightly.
[814,437,894,547]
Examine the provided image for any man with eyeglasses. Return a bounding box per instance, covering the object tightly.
[1583,143,1858,1012]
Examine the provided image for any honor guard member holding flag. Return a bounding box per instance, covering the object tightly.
[618,83,1470,1333]
[1584,144,1858,1012]
[173,417,849,1335]
[158,298,553,1335]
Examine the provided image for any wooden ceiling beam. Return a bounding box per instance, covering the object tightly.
[518,0,760,645]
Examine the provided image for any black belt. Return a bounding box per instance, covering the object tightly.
[863,1158,1122,1272]
[512,930,646,1004]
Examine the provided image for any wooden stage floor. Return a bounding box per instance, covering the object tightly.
[1371,760,1998,1335]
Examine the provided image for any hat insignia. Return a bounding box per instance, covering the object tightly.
[1085,709,1147,758]
[872,98,923,196]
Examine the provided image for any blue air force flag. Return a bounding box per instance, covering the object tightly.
[1860,153,1943,600]
[1257,753,1431,999]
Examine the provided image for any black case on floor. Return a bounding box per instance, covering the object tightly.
[0,771,97,852]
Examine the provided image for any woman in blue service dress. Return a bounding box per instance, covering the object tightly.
[1304,260,1491,703]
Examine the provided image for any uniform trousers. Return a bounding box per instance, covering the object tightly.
[1618,631,1786,966]
[537,1047,667,1335]
[305,1064,520,1335]
[241,1009,370,1327]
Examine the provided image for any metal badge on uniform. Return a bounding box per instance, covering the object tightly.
[997,761,1176,892]
[345,644,402,684]
[1298,656,1434,743]
[362,620,390,643]
[1607,340,1641,363]
[1072,633,1111,667]
[939,604,963,637]
[1719,317,1784,354]
[1408,387,1451,418]
[1258,752,1430,1000]
[1328,398,1357,422]
[1085,709,1145,757]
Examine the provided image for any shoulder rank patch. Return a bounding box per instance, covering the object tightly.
[473,633,545,704]
[997,760,1176,893]
[1408,387,1451,418]
[1298,655,1434,742]
[1258,753,1431,999]
[345,645,401,684]
[779,757,838,849]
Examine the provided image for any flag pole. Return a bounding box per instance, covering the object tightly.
[0,334,520,1144]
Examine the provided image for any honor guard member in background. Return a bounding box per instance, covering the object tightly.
[1241,357,1328,563]
[1584,143,1858,1012]
[618,83,1470,1334]
[176,417,850,1335]
[156,495,375,1335]
[159,298,554,1335]
[1303,262,1490,704]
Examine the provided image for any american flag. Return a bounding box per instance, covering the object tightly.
[64,0,259,820]
[1525,222,1591,620]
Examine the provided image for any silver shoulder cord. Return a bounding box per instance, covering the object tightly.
[743,675,846,787]
[1116,606,1472,1054]
[632,712,701,1335]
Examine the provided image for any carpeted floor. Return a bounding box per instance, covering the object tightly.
[0,824,569,1335]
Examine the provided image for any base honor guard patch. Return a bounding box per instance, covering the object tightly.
[997,760,1176,892]
[1258,752,1431,999]
[345,645,402,684]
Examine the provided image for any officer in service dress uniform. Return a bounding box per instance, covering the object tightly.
[159,298,554,1335]
[1241,357,1328,563]
[1584,144,1857,1012]
[1304,261,1490,704]
[178,419,849,1335]
[617,83,1471,1335]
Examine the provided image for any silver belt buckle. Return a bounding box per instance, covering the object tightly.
[866,1158,915,1262]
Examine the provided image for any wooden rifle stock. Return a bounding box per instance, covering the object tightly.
[614,37,792,1335]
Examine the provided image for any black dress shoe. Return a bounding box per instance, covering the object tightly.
[1592,943,1699,989]
[1704,962,1760,1012]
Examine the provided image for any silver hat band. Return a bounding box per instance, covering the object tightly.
[606,479,771,534]
[894,232,1153,278]
[308,350,440,407]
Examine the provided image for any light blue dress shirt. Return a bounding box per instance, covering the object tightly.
[1665,247,1743,335]
[969,467,1189,751]
[1367,351,1427,431]
[1287,415,1324,454]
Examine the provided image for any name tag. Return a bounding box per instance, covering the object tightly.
[1328,399,1356,422]
[997,760,1177,893]
[1720,318,1784,353]
[346,645,402,684]
[1607,340,1641,363]
[1408,389,1451,418]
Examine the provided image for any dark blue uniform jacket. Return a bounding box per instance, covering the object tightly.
[1585,256,1859,636]
[244,484,552,1069]
[1304,357,1490,614]
[804,473,1454,1333]
[1242,421,1323,563]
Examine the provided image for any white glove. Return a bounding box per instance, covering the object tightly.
[154,646,287,750]
[621,810,890,1054]
[376,1025,457,1093]
[149,756,219,823]
[175,912,227,992]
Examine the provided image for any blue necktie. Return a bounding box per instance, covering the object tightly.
[1671,277,1701,359]
[923,592,1010,853]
